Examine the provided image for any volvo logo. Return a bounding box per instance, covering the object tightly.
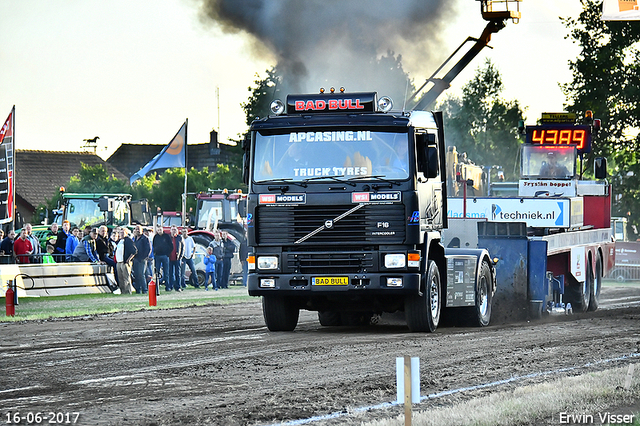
[325,220,334,229]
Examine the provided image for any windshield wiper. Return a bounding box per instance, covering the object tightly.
[259,178,308,188]
[301,175,357,187]
[347,175,402,188]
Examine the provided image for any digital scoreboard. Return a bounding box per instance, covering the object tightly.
[525,125,592,154]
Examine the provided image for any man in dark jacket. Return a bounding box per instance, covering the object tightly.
[152,225,172,291]
[53,221,71,262]
[168,225,184,292]
[96,225,118,285]
[115,227,137,294]
[132,225,151,294]
[0,229,15,264]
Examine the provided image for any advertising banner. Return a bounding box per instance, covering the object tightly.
[447,197,570,228]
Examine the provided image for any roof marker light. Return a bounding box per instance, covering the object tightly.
[378,96,393,112]
[270,99,285,115]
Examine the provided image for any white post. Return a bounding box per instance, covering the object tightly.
[396,356,420,426]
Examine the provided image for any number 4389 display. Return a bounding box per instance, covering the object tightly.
[525,125,592,154]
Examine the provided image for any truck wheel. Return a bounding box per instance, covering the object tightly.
[467,260,493,327]
[573,258,592,313]
[262,296,299,331]
[405,260,441,332]
[588,255,602,311]
[318,311,342,326]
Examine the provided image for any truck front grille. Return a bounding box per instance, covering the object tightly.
[256,204,406,245]
[286,251,374,274]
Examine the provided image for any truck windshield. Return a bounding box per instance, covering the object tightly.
[521,145,576,179]
[66,198,129,228]
[253,130,410,182]
[197,200,223,229]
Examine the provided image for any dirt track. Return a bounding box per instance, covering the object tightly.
[1,285,640,426]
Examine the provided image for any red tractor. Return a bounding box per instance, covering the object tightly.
[158,190,247,286]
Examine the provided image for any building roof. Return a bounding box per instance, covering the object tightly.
[15,150,127,210]
[106,141,238,179]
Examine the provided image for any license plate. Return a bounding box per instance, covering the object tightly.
[312,276,349,286]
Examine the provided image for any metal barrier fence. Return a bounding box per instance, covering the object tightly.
[607,265,640,283]
[0,253,89,265]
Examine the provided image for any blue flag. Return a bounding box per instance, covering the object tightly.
[130,121,187,184]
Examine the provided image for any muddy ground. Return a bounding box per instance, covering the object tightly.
[1,285,640,426]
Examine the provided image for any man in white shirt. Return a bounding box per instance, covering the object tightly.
[181,228,198,288]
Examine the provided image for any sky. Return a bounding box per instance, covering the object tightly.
[0,0,584,160]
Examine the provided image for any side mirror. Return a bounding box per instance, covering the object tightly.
[426,146,439,179]
[242,152,250,185]
[98,198,113,212]
[594,157,607,180]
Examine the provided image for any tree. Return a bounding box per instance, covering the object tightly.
[438,59,525,181]
[562,0,640,236]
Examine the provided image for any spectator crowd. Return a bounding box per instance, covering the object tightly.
[0,223,247,294]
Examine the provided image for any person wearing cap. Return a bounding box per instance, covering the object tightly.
[539,151,570,178]
[72,227,101,263]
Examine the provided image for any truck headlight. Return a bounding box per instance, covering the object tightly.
[384,254,405,268]
[257,256,279,270]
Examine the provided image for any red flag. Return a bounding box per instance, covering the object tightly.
[0,106,15,224]
[0,108,12,145]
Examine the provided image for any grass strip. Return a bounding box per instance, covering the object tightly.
[360,366,640,426]
[0,287,253,322]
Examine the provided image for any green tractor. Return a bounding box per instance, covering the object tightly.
[30,192,151,251]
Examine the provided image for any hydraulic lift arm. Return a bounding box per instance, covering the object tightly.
[408,0,521,111]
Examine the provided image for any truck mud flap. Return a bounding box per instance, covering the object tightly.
[478,222,530,323]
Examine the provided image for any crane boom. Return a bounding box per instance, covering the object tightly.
[408,0,521,111]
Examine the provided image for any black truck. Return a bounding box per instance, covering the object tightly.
[243,91,495,331]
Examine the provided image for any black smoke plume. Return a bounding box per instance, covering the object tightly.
[199,0,456,105]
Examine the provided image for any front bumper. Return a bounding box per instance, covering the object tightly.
[247,272,421,297]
